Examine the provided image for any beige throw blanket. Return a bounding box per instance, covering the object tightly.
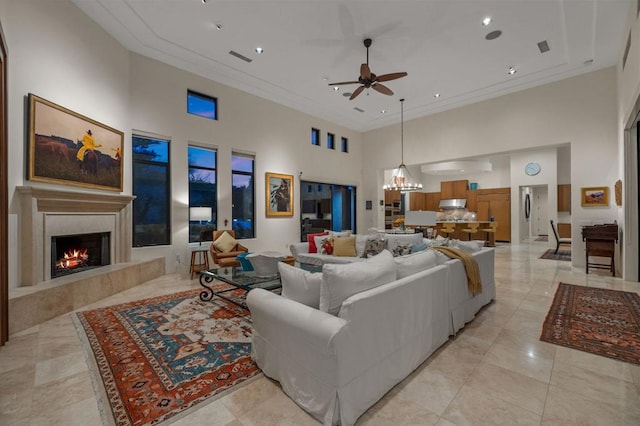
[431,246,482,295]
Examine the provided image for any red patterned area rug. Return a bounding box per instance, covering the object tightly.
[539,249,571,261]
[72,286,260,425]
[541,283,640,365]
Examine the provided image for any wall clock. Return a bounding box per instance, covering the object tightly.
[525,162,541,176]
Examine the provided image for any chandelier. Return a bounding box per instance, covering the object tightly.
[383,99,423,192]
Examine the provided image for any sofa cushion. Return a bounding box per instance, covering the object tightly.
[333,236,357,257]
[212,231,237,253]
[391,244,413,257]
[355,235,368,258]
[278,262,322,308]
[320,250,396,315]
[307,232,329,254]
[394,250,438,279]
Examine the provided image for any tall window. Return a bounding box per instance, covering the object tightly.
[311,128,320,146]
[188,146,216,243]
[132,135,170,247]
[341,137,349,153]
[327,133,335,149]
[232,153,255,238]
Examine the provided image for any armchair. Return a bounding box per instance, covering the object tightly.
[209,230,248,268]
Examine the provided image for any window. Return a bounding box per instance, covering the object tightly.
[187,89,217,120]
[341,137,349,153]
[327,132,335,149]
[132,135,171,247]
[232,153,255,238]
[188,146,216,243]
[311,128,320,146]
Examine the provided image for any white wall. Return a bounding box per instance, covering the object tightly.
[129,54,363,270]
[1,0,363,288]
[364,68,619,271]
[3,0,131,289]
[618,2,639,281]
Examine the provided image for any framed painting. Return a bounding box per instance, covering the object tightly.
[266,172,294,217]
[581,186,609,207]
[28,93,124,191]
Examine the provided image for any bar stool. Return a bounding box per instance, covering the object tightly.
[479,222,498,247]
[440,222,456,238]
[460,222,479,241]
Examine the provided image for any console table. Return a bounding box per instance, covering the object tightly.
[581,224,618,276]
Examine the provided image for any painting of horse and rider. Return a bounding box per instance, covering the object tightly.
[28,94,124,191]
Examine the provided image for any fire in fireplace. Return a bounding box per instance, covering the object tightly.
[51,232,110,278]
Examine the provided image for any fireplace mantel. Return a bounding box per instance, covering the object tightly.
[17,186,135,286]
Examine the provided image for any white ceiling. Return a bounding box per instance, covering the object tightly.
[73,0,631,132]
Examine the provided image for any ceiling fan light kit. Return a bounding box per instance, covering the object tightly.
[383,99,423,192]
[329,38,407,100]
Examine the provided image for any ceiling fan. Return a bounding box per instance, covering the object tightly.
[328,38,407,100]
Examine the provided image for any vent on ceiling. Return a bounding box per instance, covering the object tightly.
[353,107,365,113]
[537,40,550,53]
[229,50,252,63]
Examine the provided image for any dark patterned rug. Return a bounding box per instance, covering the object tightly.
[535,235,548,242]
[539,249,571,261]
[73,286,260,426]
[541,283,640,365]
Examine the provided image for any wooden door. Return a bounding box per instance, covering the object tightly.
[558,184,571,212]
[477,201,490,221]
[491,200,511,242]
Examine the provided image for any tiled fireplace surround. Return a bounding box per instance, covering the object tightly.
[9,187,165,334]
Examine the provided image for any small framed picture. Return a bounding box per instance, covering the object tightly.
[266,172,294,217]
[581,186,609,207]
[365,200,373,210]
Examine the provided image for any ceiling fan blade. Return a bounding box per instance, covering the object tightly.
[376,72,408,82]
[349,86,365,100]
[360,63,371,80]
[372,83,393,96]
[328,80,360,86]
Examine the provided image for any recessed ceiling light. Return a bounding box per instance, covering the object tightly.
[482,16,492,26]
[333,87,340,91]
[508,66,516,75]
[322,76,328,81]
[381,109,387,114]
[255,46,264,54]
[434,93,441,99]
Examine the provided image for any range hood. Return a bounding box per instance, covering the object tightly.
[439,199,467,209]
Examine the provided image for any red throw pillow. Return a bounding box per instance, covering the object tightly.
[308,232,329,253]
[322,240,334,255]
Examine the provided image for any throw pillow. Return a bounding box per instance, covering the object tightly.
[394,250,438,279]
[326,230,352,237]
[320,250,396,315]
[333,236,357,257]
[278,262,322,308]
[411,242,429,253]
[384,233,424,253]
[314,235,334,255]
[355,235,369,257]
[451,239,484,253]
[212,231,237,253]
[363,236,385,258]
[391,244,413,257]
[307,232,329,254]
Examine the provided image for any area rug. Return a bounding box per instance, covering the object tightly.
[72,285,260,426]
[539,248,571,261]
[535,235,548,241]
[540,283,640,365]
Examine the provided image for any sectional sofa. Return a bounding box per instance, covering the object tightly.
[247,242,495,425]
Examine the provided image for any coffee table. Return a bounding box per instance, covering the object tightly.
[199,267,281,310]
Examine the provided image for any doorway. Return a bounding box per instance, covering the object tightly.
[300,181,356,242]
[520,185,548,240]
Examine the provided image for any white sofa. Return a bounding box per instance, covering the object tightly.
[247,246,495,425]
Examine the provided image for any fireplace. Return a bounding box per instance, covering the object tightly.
[51,232,111,278]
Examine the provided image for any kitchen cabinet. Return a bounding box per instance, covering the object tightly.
[384,190,401,205]
[441,180,468,199]
[558,184,571,212]
[476,188,511,242]
[424,192,441,211]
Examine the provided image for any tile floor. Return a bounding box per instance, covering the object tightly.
[1,241,639,425]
